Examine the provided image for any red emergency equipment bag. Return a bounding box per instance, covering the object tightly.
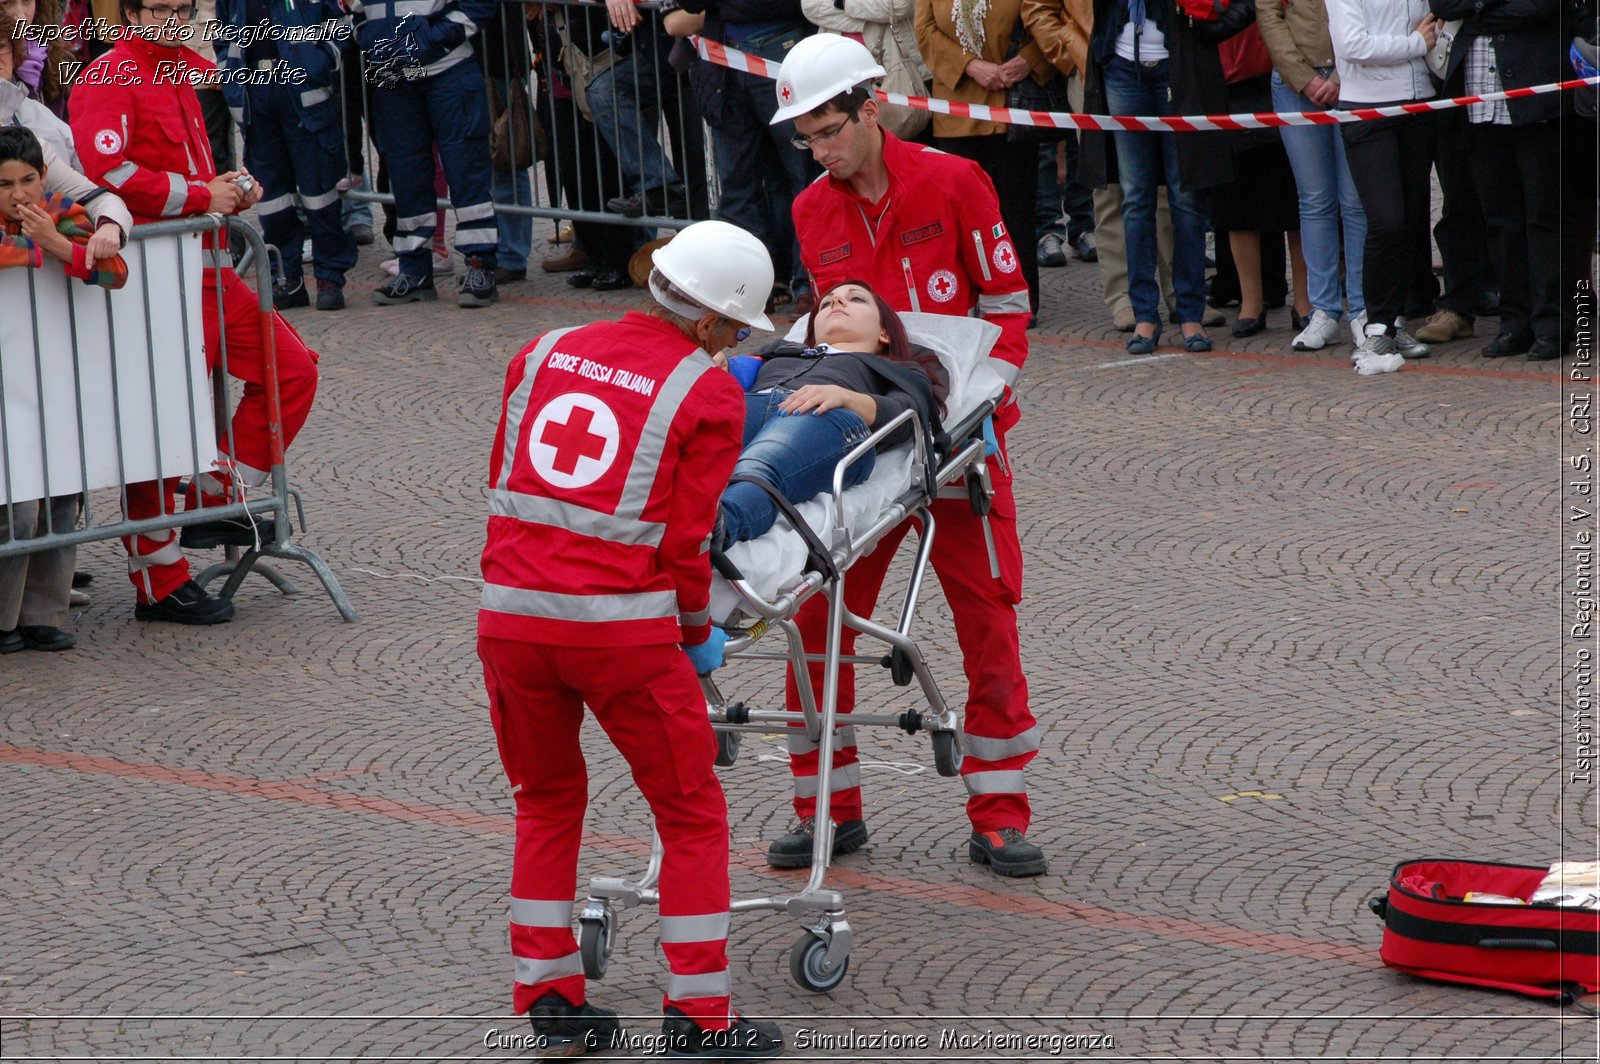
[1176,0,1230,21]
[1369,859,1600,1003]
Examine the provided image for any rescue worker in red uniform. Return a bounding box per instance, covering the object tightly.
[70,0,321,625]
[765,34,1046,878]
[477,220,785,1060]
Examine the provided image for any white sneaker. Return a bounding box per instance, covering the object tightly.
[1349,309,1368,349]
[1292,309,1343,351]
[1353,331,1405,375]
[1392,320,1430,359]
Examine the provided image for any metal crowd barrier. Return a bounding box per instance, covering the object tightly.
[0,214,357,623]
[338,0,715,231]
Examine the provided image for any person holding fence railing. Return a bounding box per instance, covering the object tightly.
[0,126,128,653]
[354,0,499,307]
[71,1,322,624]
[217,0,358,312]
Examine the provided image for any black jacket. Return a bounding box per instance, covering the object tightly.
[1079,0,1256,191]
[1431,0,1573,124]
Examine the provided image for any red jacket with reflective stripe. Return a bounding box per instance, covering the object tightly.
[478,313,745,648]
[69,38,218,231]
[792,129,1030,411]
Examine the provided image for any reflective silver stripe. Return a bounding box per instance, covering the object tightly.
[300,86,331,107]
[786,726,856,756]
[988,359,1019,388]
[961,725,1040,763]
[201,249,233,269]
[231,459,270,487]
[257,193,296,215]
[481,584,678,624]
[793,762,862,798]
[392,234,430,252]
[659,913,730,944]
[678,607,710,628]
[615,354,714,522]
[510,897,573,927]
[129,539,184,569]
[977,291,1031,317]
[229,106,244,125]
[963,768,1027,795]
[397,211,434,230]
[489,489,665,547]
[444,8,472,26]
[497,328,583,492]
[162,173,189,216]
[391,0,437,14]
[456,201,495,222]
[300,187,341,211]
[104,162,139,188]
[455,225,497,245]
[514,951,583,985]
[972,229,992,282]
[666,970,731,1001]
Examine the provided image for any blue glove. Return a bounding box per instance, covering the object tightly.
[684,627,728,675]
[727,355,762,391]
[980,416,998,457]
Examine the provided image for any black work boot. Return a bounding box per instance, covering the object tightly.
[315,279,345,311]
[457,255,500,308]
[133,579,235,625]
[372,272,436,305]
[969,827,1048,877]
[527,993,621,1057]
[662,1009,783,1060]
[272,278,309,309]
[765,815,868,869]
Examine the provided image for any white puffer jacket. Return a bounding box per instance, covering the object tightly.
[1324,0,1433,104]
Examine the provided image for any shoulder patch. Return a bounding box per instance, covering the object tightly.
[92,129,123,156]
[900,221,944,246]
[818,242,852,266]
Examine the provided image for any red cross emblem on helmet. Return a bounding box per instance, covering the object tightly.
[779,82,794,104]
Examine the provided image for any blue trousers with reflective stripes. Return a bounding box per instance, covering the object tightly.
[370,58,499,276]
[242,81,357,287]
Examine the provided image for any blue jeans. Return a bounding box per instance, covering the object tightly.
[585,27,680,196]
[1271,71,1365,318]
[1102,56,1208,325]
[720,390,876,544]
[1035,140,1093,244]
[491,75,534,271]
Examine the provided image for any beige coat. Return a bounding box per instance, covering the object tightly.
[1019,0,1090,80]
[914,0,1055,138]
[1257,0,1339,94]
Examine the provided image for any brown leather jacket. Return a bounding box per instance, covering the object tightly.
[1020,0,1092,78]
[1257,0,1338,94]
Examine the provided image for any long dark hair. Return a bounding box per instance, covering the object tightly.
[804,279,949,408]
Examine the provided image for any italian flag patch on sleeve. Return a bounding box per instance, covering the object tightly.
[992,223,1006,239]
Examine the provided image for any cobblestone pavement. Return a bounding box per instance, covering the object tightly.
[2,220,1594,1064]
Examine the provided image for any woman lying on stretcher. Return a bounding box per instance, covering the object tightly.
[713,280,949,547]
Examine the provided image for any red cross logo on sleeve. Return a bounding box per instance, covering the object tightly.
[528,394,621,489]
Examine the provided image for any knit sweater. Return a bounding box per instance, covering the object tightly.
[0,191,129,288]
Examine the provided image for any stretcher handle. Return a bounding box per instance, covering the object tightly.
[1478,937,1558,951]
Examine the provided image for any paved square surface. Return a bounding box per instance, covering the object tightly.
[2,221,1596,1063]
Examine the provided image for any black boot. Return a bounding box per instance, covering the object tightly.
[968,827,1048,877]
[662,1009,783,1060]
[527,993,621,1057]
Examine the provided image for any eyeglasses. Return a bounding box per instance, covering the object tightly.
[735,326,751,342]
[142,3,196,17]
[790,104,860,151]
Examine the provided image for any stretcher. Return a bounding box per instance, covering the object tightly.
[577,313,1008,994]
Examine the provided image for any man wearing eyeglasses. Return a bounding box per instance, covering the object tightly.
[762,33,1048,879]
[70,0,323,625]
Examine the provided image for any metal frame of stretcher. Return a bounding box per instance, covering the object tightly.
[576,390,1002,995]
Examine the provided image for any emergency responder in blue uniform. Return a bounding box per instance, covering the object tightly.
[354,0,500,308]
[217,0,358,311]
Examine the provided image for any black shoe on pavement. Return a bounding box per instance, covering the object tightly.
[766,815,868,869]
[1527,336,1561,362]
[493,266,527,284]
[0,629,23,654]
[566,267,597,289]
[1484,329,1534,357]
[180,513,276,550]
[19,625,75,651]
[457,256,500,308]
[72,571,93,588]
[608,185,690,219]
[315,280,345,311]
[272,278,309,310]
[662,1009,783,1060]
[527,993,621,1057]
[588,266,630,291]
[350,222,375,246]
[1070,232,1098,263]
[372,273,437,305]
[969,827,1048,877]
[133,579,235,625]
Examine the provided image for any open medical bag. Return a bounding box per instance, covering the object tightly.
[1369,859,1600,1002]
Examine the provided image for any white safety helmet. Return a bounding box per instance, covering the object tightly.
[770,33,885,125]
[650,220,776,332]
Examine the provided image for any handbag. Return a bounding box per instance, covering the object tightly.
[1424,19,1464,81]
[488,77,542,171]
[555,9,615,121]
[1004,26,1071,144]
[875,21,930,140]
[1176,0,1231,20]
[1219,24,1273,84]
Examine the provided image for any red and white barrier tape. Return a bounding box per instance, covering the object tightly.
[692,35,1600,132]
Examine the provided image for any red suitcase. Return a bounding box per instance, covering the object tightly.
[1370,859,1600,1002]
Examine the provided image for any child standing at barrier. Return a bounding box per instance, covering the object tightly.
[0,126,127,653]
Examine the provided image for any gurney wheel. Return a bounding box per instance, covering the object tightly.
[789,932,849,993]
[714,729,742,767]
[579,914,611,979]
[887,647,915,687]
[932,731,963,778]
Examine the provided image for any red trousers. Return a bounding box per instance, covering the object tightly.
[123,270,320,602]
[784,443,1037,833]
[479,636,737,1030]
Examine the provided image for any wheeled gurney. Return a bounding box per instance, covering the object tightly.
[576,314,1009,993]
